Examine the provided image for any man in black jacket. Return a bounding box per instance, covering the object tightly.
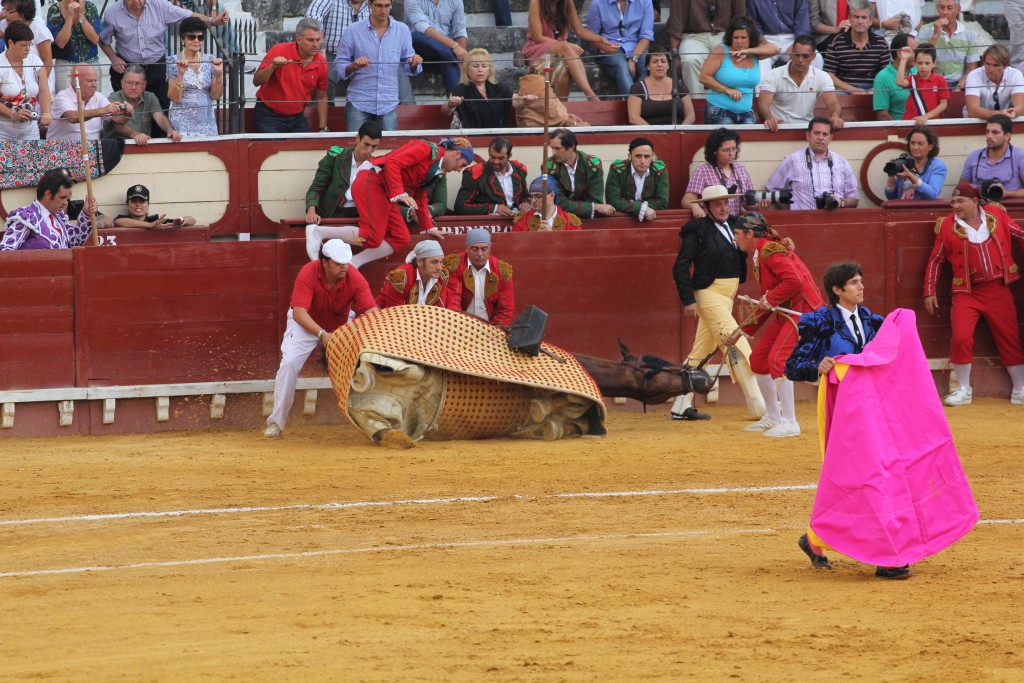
[671,185,766,421]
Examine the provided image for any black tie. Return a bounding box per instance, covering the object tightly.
[852,316,864,352]
[994,83,1001,111]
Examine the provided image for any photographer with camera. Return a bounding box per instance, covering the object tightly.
[47,62,127,141]
[0,21,52,141]
[959,114,1024,201]
[884,125,947,201]
[764,116,859,211]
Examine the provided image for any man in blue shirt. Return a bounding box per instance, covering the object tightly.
[585,0,654,99]
[746,0,811,81]
[404,0,467,96]
[335,0,423,132]
[960,114,1024,199]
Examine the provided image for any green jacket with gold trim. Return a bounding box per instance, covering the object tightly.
[604,159,669,217]
[305,145,356,219]
[544,150,605,219]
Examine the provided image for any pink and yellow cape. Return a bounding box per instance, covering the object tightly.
[807,309,978,566]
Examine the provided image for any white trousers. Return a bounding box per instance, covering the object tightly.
[677,32,724,97]
[267,311,320,431]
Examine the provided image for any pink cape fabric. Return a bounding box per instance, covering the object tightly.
[810,308,979,566]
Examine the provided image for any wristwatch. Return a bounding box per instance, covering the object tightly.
[630,55,640,63]
[319,126,330,132]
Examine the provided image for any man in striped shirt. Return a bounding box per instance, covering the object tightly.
[821,1,890,93]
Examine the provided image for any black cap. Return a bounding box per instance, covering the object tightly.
[127,184,150,201]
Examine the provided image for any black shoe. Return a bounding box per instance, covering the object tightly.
[798,534,833,569]
[875,565,912,580]
[671,407,711,421]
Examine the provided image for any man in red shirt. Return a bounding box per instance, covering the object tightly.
[923,181,1024,406]
[726,212,825,438]
[264,239,378,437]
[443,228,515,326]
[253,17,330,134]
[376,240,461,309]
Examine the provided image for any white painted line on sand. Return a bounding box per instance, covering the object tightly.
[0,485,818,527]
[0,528,775,578]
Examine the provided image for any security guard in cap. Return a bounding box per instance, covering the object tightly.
[112,184,196,229]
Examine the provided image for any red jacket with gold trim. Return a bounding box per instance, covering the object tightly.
[375,262,461,310]
[510,206,582,232]
[443,252,515,326]
[370,140,444,230]
[924,204,1024,297]
[740,237,825,336]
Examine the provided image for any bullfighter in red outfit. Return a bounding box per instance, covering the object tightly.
[376,240,461,310]
[923,181,1024,406]
[511,176,582,232]
[320,137,475,269]
[726,212,825,438]
[443,228,515,326]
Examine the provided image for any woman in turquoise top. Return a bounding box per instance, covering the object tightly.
[698,18,778,125]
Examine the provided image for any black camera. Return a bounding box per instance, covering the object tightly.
[883,153,915,176]
[981,179,1004,201]
[744,189,793,205]
[815,192,840,210]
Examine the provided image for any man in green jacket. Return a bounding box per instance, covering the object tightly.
[604,137,669,221]
[304,121,382,259]
[544,128,616,220]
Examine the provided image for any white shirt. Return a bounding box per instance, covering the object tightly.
[495,163,515,208]
[872,0,923,36]
[415,269,437,305]
[957,213,992,244]
[344,157,373,206]
[761,64,835,124]
[466,261,491,321]
[0,53,44,101]
[715,221,736,247]
[563,158,578,193]
[48,88,111,141]
[963,66,1024,114]
[838,305,864,343]
[630,166,649,200]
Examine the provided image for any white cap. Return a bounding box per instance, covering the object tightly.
[322,239,352,264]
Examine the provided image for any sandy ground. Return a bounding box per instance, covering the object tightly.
[1,400,1022,682]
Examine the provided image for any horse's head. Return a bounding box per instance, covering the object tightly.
[682,352,717,395]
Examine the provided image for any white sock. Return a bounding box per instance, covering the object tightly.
[755,373,781,422]
[350,242,396,268]
[671,393,693,415]
[317,225,362,242]
[1007,364,1024,390]
[778,378,797,425]
[951,363,972,391]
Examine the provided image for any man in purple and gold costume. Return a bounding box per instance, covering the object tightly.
[1,169,97,251]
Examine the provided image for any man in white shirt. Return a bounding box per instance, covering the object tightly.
[443,229,515,326]
[47,64,125,141]
[963,45,1024,120]
[870,0,923,43]
[758,36,844,132]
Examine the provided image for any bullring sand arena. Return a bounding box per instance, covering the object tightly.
[1,400,1022,681]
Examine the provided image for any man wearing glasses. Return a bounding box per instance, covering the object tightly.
[758,35,843,132]
[100,0,229,111]
[305,0,370,104]
[335,0,422,132]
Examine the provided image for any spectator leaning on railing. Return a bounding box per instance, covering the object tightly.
[682,127,756,217]
[758,35,843,132]
[166,16,223,137]
[253,17,328,134]
[304,0,369,105]
[441,48,530,129]
[626,45,695,125]
[822,0,890,94]
[963,45,1024,121]
[100,0,228,112]
[107,63,182,143]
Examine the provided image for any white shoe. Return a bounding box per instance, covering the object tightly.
[1012,387,1024,405]
[944,386,972,406]
[743,416,779,432]
[305,224,322,261]
[263,423,282,438]
[764,421,801,438]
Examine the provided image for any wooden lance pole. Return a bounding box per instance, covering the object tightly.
[540,54,551,226]
[71,66,100,246]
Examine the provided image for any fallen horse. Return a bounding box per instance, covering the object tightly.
[571,340,716,407]
[326,306,607,445]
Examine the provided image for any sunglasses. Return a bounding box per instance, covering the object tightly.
[184,33,205,40]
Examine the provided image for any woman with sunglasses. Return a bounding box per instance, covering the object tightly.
[0,21,52,140]
[166,16,223,137]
